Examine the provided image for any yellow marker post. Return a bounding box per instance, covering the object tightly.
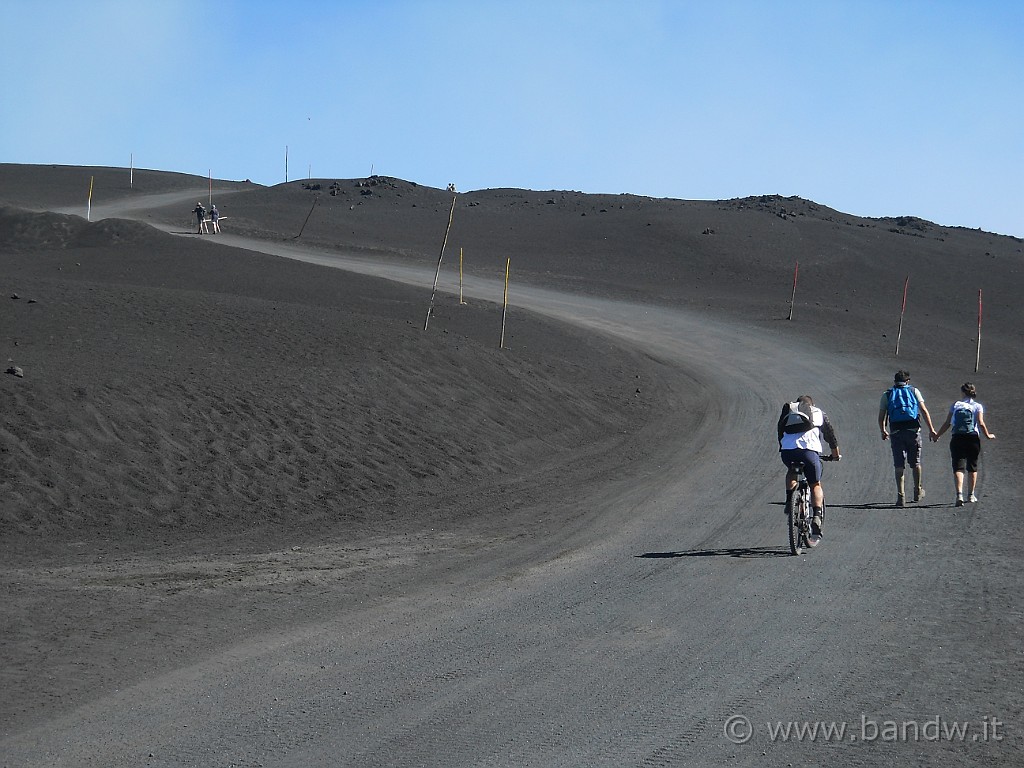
[500,258,510,349]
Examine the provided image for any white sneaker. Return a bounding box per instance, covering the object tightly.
[955,495,965,507]
[969,493,978,503]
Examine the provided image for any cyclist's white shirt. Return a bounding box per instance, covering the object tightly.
[779,404,825,453]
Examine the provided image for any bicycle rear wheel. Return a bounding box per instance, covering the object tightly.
[788,489,806,555]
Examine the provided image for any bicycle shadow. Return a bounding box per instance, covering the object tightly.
[636,546,791,560]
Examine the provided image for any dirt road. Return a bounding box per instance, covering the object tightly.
[3,190,1018,767]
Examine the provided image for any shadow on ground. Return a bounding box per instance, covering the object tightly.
[636,546,791,559]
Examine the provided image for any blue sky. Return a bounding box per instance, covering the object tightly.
[2,0,1022,236]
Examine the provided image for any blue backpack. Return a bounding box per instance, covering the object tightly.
[952,403,977,434]
[887,386,920,430]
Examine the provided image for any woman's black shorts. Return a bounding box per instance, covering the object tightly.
[950,433,981,473]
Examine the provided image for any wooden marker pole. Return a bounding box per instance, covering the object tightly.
[975,289,983,373]
[459,247,467,305]
[500,258,510,349]
[788,260,799,320]
[423,195,458,331]
[894,275,909,356]
[294,194,319,239]
[87,175,94,221]
[208,169,213,208]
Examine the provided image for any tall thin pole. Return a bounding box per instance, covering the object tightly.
[423,195,458,330]
[285,146,289,183]
[895,275,909,356]
[459,247,467,305]
[294,194,319,240]
[87,175,94,222]
[787,260,799,320]
[500,258,511,349]
[130,153,134,189]
[975,289,983,373]
[208,169,212,208]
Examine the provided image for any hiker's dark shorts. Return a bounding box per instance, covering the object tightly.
[781,448,822,484]
[889,429,922,468]
[950,433,981,473]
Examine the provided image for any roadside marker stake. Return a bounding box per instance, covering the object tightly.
[788,260,799,320]
[459,247,467,305]
[976,289,983,372]
[895,275,909,356]
[424,194,458,331]
[500,258,510,349]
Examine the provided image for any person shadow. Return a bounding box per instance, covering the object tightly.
[823,501,947,511]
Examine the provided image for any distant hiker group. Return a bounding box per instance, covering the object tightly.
[192,202,221,234]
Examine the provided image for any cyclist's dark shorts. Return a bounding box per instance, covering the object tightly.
[950,433,981,473]
[889,428,922,468]
[780,448,822,484]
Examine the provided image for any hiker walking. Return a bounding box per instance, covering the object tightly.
[932,382,996,506]
[193,202,207,234]
[878,370,937,507]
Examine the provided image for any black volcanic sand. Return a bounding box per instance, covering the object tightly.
[1,164,1022,742]
[0,169,675,731]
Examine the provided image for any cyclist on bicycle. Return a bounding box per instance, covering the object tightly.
[777,395,841,540]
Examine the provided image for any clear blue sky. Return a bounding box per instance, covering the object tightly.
[2,0,1022,236]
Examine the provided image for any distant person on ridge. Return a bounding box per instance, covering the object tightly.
[778,395,841,542]
[879,370,937,507]
[193,202,207,234]
[932,382,996,506]
[210,204,220,234]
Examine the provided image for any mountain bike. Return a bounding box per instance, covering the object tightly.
[786,455,840,556]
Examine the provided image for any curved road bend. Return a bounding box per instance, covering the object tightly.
[8,194,1013,767]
